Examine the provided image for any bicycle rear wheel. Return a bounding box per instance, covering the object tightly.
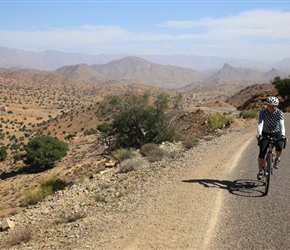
[264,154,272,195]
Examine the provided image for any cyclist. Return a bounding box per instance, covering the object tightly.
[256,96,286,180]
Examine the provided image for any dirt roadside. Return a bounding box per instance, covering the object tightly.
[0,121,256,250]
[120,128,254,250]
[92,122,256,250]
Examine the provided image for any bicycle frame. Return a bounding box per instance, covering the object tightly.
[263,138,275,195]
[259,135,286,195]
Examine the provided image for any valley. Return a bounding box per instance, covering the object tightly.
[0,55,287,248]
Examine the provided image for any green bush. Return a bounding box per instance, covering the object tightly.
[22,178,67,206]
[254,90,265,97]
[39,178,67,193]
[97,122,112,133]
[24,135,69,168]
[240,110,258,119]
[0,146,7,161]
[208,112,228,129]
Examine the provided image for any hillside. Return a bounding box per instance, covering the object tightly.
[0,121,256,249]
[226,83,277,109]
[0,60,289,248]
[0,64,287,147]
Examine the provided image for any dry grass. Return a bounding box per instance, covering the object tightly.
[1,226,34,247]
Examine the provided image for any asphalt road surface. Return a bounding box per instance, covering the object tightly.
[207,113,290,250]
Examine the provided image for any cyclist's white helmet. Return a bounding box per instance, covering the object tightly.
[266,96,279,106]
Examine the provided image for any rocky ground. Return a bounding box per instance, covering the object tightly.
[0,117,256,250]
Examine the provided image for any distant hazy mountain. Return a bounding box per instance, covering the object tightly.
[1,50,289,91]
[55,56,288,90]
[56,63,109,83]
[90,56,206,89]
[1,46,290,72]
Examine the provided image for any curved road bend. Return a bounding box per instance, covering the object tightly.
[206,113,290,250]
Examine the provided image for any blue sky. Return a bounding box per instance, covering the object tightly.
[1,1,290,61]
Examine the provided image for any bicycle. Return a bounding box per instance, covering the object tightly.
[258,135,287,195]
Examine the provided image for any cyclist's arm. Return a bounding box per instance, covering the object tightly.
[257,119,264,136]
[280,119,285,136]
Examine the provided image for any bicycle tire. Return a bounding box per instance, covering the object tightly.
[264,154,272,195]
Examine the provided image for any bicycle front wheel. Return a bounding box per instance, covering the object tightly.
[264,154,272,195]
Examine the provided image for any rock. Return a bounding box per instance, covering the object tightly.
[1,218,15,231]
[105,161,116,167]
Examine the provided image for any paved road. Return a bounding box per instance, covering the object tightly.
[207,113,290,250]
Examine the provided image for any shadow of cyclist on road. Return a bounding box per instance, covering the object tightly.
[182,178,265,197]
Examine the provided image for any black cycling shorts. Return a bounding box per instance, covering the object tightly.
[258,131,284,159]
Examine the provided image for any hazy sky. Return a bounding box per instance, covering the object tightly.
[1,0,290,61]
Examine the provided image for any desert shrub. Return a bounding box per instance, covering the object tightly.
[83,128,97,135]
[39,178,67,193]
[119,157,149,173]
[64,132,77,140]
[10,143,20,151]
[140,143,159,156]
[204,136,214,141]
[13,153,24,162]
[112,148,135,161]
[255,90,266,96]
[22,189,43,206]
[208,112,228,129]
[2,226,33,247]
[0,146,7,161]
[140,143,165,162]
[216,131,225,137]
[95,194,106,203]
[146,148,165,162]
[183,134,199,149]
[24,135,68,168]
[22,178,67,206]
[240,110,258,119]
[55,212,86,224]
[97,122,112,133]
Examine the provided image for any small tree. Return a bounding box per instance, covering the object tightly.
[112,94,176,148]
[271,76,290,101]
[24,135,69,168]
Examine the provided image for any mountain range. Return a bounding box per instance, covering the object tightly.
[1,46,290,93]
[1,46,290,72]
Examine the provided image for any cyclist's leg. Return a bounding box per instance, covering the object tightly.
[274,132,283,169]
[258,139,268,170]
[274,142,283,169]
[257,138,267,180]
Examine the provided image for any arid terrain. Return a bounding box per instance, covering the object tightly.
[0,61,284,249]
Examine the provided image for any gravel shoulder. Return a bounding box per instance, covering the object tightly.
[111,125,255,250]
[0,121,256,250]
